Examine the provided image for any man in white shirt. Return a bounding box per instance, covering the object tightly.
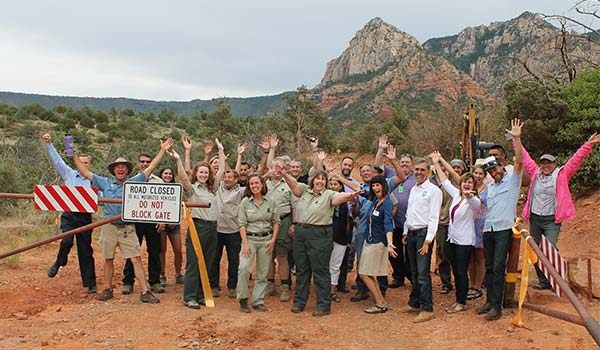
[399,159,442,323]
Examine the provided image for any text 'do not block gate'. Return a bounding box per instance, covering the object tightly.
[122,182,182,224]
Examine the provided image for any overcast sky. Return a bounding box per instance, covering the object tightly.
[0,1,592,101]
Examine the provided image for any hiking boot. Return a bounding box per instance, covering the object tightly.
[280,285,290,302]
[150,283,165,294]
[140,291,160,304]
[184,300,200,309]
[253,304,269,312]
[175,275,184,285]
[211,287,220,298]
[476,302,493,315]
[485,307,502,321]
[160,274,167,288]
[122,284,134,295]
[413,311,435,323]
[228,289,237,298]
[96,288,114,301]
[239,298,250,313]
[47,261,59,278]
[265,281,276,297]
[312,309,331,317]
[350,291,369,302]
[398,305,420,314]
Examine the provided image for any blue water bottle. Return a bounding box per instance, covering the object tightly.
[64,134,74,156]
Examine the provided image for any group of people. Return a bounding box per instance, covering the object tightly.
[42,119,600,321]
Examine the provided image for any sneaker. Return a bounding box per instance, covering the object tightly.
[312,309,331,317]
[184,300,200,309]
[140,291,160,304]
[87,286,97,294]
[228,289,236,298]
[150,283,165,294]
[175,275,184,285]
[398,305,420,314]
[350,292,369,302]
[364,304,387,314]
[47,261,60,278]
[485,307,502,321]
[280,285,291,302]
[265,281,276,297]
[96,288,113,301]
[447,302,467,313]
[239,298,250,313]
[476,302,493,315]
[211,287,220,298]
[160,274,167,288]
[413,311,435,323]
[122,284,134,295]
[253,304,269,312]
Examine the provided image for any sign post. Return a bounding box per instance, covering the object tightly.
[122,182,183,224]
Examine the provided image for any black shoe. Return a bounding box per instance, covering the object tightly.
[87,286,97,294]
[440,286,452,294]
[48,261,59,278]
[485,307,502,321]
[350,292,369,302]
[336,286,350,293]
[239,298,250,313]
[532,283,552,290]
[476,302,493,315]
[389,279,404,288]
[290,305,304,313]
[312,309,331,317]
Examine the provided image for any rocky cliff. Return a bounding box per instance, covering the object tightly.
[315,18,492,124]
[423,11,597,95]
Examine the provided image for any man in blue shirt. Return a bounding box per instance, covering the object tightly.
[72,138,173,304]
[42,133,97,294]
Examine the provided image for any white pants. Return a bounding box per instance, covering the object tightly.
[329,242,347,286]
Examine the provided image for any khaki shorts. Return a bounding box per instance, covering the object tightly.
[100,224,140,259]
[275,215,293,255]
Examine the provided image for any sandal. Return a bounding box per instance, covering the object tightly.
[467,288,483,300]
[364,304,387,314]
[331,293,341,302]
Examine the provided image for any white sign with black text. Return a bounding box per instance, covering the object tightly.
[122,182,182,224]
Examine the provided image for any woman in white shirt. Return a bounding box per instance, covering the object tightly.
[431,151,481,313]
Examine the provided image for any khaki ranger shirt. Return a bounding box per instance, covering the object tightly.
[185,182,216,221]
[215,181,245,233]
[238,196,280,234]
[265,178,296,217]
[295,183,336,226]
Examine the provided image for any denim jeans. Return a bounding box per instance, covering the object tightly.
[530,214,561,286]
[483,229,512,308]
[211,232,242,290]
[406,229,433,312]
[448,243,473,305]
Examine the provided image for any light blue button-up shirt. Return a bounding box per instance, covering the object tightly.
[46,143,90,187]
[92,173,146,223]
[484,169,522,232]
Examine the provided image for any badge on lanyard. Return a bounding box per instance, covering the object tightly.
[373,210,380,217]
[397,184,404,193]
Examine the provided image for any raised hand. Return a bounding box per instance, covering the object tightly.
[384,143,397,160]
[237,143,248,154]
[506,118,524,138]
[181,136,192,150]
[429,150,442,164]
[203,140,214,154]
[324,158,338,174]
[378,134,388,150]
[588,132,600,145]
[160,137,174,151]
[167,150,180,161]
[42,133,52,144]
[316,150,327,161]
[269,134,279,149]
[258,136,270,152]
[215,138,224,152]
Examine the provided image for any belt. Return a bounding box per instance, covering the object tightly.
[280,212,291,220]
[407,228,427,236]
[111,223,133,228]
[296,223,331,229]
[247,231,272,237]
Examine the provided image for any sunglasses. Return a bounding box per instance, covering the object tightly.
[139,160,151,164]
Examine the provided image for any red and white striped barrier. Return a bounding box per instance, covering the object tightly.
[538,234,567,297]
[34,185,98,213]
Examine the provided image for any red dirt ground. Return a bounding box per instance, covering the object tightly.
[1,191,600,349]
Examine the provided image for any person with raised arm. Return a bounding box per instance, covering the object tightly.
[476,118,523,321]
[71,137,173,304]
[282,163,363,317]
[42,133,97,294]
[430,151,481,313]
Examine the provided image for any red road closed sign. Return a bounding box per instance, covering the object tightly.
[122,182,182,224]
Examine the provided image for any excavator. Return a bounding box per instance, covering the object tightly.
[460,104,494,168]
